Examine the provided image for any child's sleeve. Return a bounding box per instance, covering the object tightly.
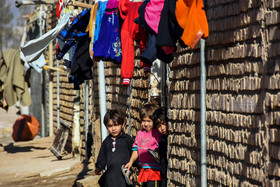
[132,133,139,151]
[95,141,107,170]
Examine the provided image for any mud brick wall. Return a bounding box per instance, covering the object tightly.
[53,64,76,153]
[48,6,76,154]
[265,0,280,186]
[45,1,280,185]
[128,58,150,138]
[46,1,92,158]
[44,0,150,160]
[168,0,280,186]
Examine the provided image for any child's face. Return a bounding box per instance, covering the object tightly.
[106,119,124,138]
[157,121,168,135]
[141,117,153,132]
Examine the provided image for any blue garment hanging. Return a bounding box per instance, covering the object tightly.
[93,13,122,63]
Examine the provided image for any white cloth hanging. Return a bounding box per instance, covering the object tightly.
[29,54,46,73]
[20,8,71,64]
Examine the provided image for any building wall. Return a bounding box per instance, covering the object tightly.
[168,0,280,186]
[44,0,280,186]
[45,4,76,154]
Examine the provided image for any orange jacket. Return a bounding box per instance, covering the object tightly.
[175,0,209,48]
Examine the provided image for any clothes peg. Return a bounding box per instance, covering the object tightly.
[43,65,65,72]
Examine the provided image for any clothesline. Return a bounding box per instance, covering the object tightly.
[68,0,93,8]
[20,0,209,89]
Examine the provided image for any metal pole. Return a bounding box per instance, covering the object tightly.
[15,0,55,7]
[57,59,60,129]
[85,80,89,157]
[39,4,46,137]
[48,42,53,136]
[200,38,206,187]
[98,60,107,141]
[200,1,207,186]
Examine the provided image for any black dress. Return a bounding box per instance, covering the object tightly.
[95,133,134,187]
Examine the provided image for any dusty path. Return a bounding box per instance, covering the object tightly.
[0,107,100,186]
[0,136,98,186]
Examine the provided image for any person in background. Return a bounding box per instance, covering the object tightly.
[149,107,169,187]
[124,103,162,187]
[95,109,134,187]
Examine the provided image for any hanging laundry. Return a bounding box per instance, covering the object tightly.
[93,0,122,63]
[20,8,71,64]
[134,1,173,64]
[119,0,149,86]
[175,0,209,48]
[144,0,165,34]
[134,0,153,33]
[55,8,93,90]
[29,54,47,73]
[88,3,99,57]
[71,33,93,90]
[60,42,74,79]
[156,0,183,55]
[141,32,173,64]
[20,23,30,70]
[0,49,31,110]
[57,8,91,60]
[56,0,65,19]
[21,19,47,73]
[67,44,80,90]
[92,1,108,53]
[88,3,99,38]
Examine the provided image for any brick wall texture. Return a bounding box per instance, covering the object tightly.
[45,0,280,186]
[46,4,75,154]
[167,0,280,186]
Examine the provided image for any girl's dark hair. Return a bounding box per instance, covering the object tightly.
[103,109,125,126]
[140,103,159,121]
[153,107,168,127]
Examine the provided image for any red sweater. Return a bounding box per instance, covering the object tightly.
[119,0,149,86]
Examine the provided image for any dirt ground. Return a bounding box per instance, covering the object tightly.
[0,107,98,187]
[0,135,98,187]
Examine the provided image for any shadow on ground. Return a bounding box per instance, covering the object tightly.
[73,158,93,186]
[4,143,46,153]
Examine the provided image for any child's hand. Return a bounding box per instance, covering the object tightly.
[124,162,132,170]
[94,168,102,175]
